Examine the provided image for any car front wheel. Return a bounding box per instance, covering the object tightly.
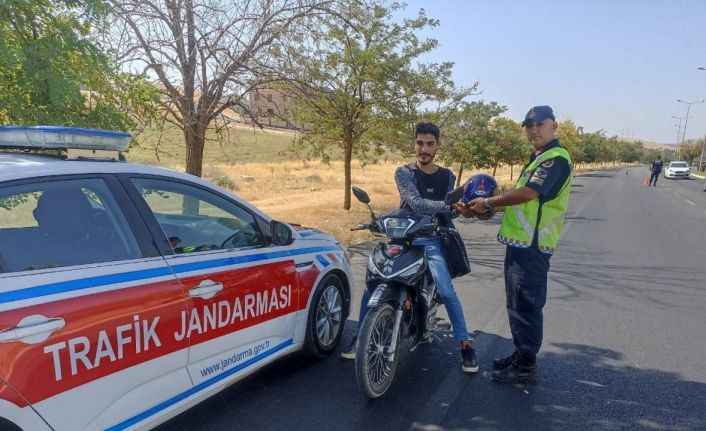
[302,274,345,357]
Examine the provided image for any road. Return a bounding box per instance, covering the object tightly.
[157,167,706,431]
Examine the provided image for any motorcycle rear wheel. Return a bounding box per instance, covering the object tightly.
[355,303,400,399]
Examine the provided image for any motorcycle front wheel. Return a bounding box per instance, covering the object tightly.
[355,303,400,399]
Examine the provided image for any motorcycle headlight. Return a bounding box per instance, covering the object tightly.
[397,260,423,279]
[383,217,414,238]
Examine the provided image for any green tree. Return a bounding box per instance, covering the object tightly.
[618,140,643,163]
[679,141,702,165]
[556,120,583,166]
[490,117,528,180]
[441,101,505,185]
[285,1,472,209]
[0,0,155,130]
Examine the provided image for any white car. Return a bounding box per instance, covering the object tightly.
[0,126,352,431]
[663,161,690,179]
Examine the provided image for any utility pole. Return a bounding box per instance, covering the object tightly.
[693,68,706,171]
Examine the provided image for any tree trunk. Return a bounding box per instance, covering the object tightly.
[492,164,498,177]
[456,164,464,187]
[343,141,353,210]
[511,164,514,181]
[184,124,205,177]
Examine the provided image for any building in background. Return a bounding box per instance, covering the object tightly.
[248,87,295,128]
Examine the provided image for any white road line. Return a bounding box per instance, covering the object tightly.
[686,200,696,206]
[673,192,681,197]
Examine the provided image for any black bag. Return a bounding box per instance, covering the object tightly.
[406,164,471,279]
[441,229,471,279]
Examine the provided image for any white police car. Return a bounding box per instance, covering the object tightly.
[0,126,352,431]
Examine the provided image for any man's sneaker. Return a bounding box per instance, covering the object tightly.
[492,350,518,370]
[491,361,538,384]
[340,335,357,359]
[461,345,479,373]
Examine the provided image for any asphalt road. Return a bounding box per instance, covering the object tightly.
[157,167,706,431]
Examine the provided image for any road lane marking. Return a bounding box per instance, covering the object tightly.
[673,192,681,197]
[685,200,695,206]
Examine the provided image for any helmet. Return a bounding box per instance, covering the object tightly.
[462,174,498,220]
[463,174,498,202]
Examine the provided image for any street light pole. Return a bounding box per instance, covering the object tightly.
[676,99,704,160]
[700,133,706,172]
[671,115,684,147]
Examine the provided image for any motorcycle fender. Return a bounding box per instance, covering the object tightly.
[367,283,406,308]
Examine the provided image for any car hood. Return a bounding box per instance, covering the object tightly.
[292,226,338,243]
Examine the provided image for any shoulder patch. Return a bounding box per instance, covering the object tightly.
[541,159,555,168]
[533,167,549,179]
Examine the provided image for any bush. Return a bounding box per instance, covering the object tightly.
[214,175,238,191]
[305,174,322,183]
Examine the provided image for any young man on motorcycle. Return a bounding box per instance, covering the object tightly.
[342,122,478,373]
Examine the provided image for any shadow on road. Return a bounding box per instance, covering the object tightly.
[156,327,706,431]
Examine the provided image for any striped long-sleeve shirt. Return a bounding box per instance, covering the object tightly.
[394,164,455,218]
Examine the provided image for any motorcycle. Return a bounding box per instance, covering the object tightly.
[350,185,465,399]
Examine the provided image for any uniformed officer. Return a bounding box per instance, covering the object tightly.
[649,155,663,186]
[467,105,573,383]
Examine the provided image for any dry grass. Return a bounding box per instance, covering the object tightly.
[125,123,612,245]
[180,160,530,245]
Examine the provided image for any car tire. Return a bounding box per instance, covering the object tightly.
[302,274,346,358]
[0,418,22,431]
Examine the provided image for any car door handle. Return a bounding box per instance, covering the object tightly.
[0,316,65,344]
[189,280,223,300]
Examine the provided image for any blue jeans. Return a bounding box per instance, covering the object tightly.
[357,236,470,343]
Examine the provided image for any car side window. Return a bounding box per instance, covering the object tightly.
[131,178,267,254]
[0,179,143,273]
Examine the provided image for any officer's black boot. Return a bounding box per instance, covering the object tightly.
[491,352,538,384]
[492,350,518,370]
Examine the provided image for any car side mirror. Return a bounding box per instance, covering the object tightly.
[270,220,293,246]
[444,185,465,205]
[352,186,370,204]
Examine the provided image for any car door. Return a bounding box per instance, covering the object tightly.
[0,176,190,431]
[123,175,299,388]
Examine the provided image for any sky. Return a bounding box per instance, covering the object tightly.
[397,0,706,144]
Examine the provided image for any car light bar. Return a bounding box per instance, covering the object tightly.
[0,126,131,152]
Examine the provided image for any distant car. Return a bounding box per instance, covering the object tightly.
[0,126,352,431]
[663,161,690,179]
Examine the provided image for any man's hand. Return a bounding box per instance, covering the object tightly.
[467,197,487,214]
[452,202,477,218]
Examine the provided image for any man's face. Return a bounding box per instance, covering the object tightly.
[524,119,557,149]
[415,133,439,166]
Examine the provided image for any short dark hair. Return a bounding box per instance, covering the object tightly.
[415,122,440,142]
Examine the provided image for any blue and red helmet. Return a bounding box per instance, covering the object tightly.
[463,174,498,203]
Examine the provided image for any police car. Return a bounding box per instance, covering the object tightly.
[0,126,352,431]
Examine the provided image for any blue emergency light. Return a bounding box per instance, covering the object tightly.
[0,126,132,152]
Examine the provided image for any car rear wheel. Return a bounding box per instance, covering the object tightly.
[302,274,345,357]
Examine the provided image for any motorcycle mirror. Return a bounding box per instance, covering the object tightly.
[444,185,465,205]
[352,186,376,219]
[352,186,371,204]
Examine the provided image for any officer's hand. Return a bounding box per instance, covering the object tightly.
[452,202,475,218]
[467,197,487,214]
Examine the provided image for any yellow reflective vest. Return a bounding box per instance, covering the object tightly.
[498,146,573,255]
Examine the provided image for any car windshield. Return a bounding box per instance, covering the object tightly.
[671,162,688,168]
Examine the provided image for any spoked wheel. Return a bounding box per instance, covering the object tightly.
[315,283,343,349]
[355,303,400,398]
[302,275,346,357]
